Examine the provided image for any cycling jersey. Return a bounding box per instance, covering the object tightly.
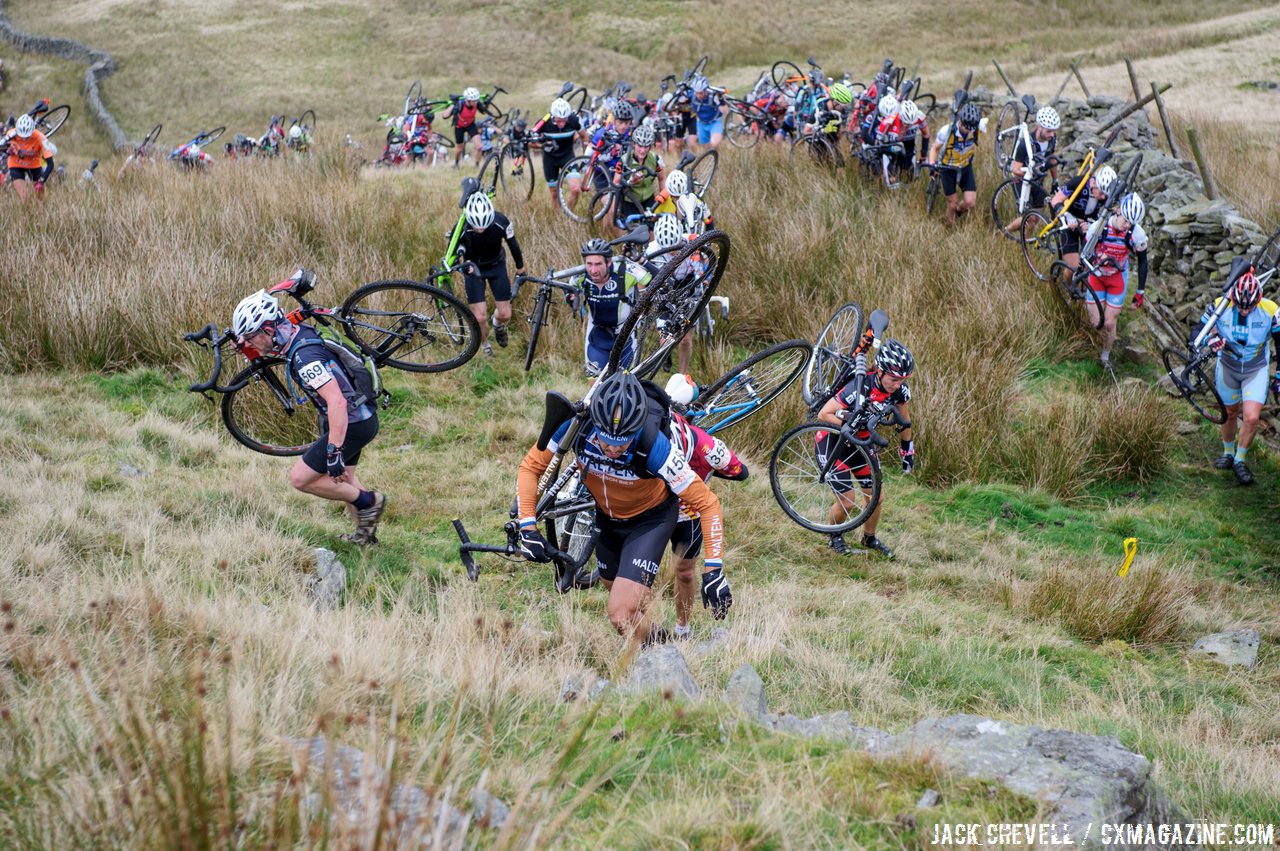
[815,370,909,493]
[532,114,581,160]
[458,212,523,269]
[576,257,651,373]
[286,326,375,423]
[1093,219,1148,274]
[876,114,903,138]
[1012,134,1056,174]
[669,412,746,521]
[935,123,980,168]
[450,101,479,129]
[620,148,662,202]
[1060,173,1103,220]
[589,127,630,170]
[6,129,51,170]
[1197,298,1280,373]
[692,93,724,124]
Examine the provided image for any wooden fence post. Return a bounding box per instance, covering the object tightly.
[1123,58,1143,104]
[992,59,1018,97]
[1151,82,1182,159]
[1097,82,1172,133]
[1070,57,1091,99]
[1185,128,1219,200]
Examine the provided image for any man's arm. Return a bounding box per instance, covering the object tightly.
[317,380,349,450]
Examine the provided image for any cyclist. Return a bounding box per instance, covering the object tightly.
[562,104,634,215]
[446,87,484,168]
[455,192,524,356]
[1086,193,1149,369]
[1193,271,1280,485]
[231,288,388,543]
[5,114,56,200]
[576,237,652,376]
[610,123,666,233]
[871,92,906,187]
[287,123,313,155]
[814,338,915,558]
[927,103,987,225]
[531,97,584,205]
[898,98,929,175]
[171,138,215,168]
[405,106,436,165]
[516,371,732,645]
[690,76,726,151]
[1001,106,1061,237]
[1047,163,1116,279]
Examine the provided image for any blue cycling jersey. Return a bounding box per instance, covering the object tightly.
[1199,298,1280,372]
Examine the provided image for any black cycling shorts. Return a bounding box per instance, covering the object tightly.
[1060,227,1084,256]
[542,153,574,187]
[8,166,42,182]
[941,164,976,196]
[670,517,702,559]
[463,262,512,304]
[302,414,379,474]
[614,194,650,227]
[595,495,678,588]
[814,431,880,494]
[454,124,479,145]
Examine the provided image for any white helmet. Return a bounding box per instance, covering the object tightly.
[464,192,495,230]
[462,87,480,102]
[1093,165,1118,194]
[1119,193,1145,224]
[187,143,203,157]
[289,125,303,139]
[878,95,900,117]
[664,373,697,406]
[232,290,285,339]
[665,169,689,197]
[14,114,35,138]
[1035,106,1060,130]
[631,123,655,147]
[899,99,922,124]
[550,98,572,120]
[653,215,684,249]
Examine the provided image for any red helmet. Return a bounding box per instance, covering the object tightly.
[1232,272,1261,311]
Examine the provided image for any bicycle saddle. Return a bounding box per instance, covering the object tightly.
[1021,93,1037,112]
[609,226,651,248]
[1225,257,1253,289]
[676,150,696,170]
[458,176,480,208]
[270,268,316,297]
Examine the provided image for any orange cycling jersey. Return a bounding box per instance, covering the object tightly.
[6,130,51,170]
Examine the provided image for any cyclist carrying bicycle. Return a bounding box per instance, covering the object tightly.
[531,97,584,205]
[1086,193,1149,368]
[1047,163,1116,278]
[690,76,726,151]
[516,371,732,645]
[458,192,525,357]
[446,86,484,167]
[610,123,667,233]
[928,103,987,225]
[230,287,389,543]
[814,339,915,558]
[5,114,56,200]
[1001,106,1061,237]
[1192,270,1279,485]
[577,237,652,376]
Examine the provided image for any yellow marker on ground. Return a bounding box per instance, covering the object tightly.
[1116,538,1137,577]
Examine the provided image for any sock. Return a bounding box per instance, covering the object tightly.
[674,624,691,639]
[1234,444,1249,463]
[1223,441,1236,457]
[352,490,375,511]
[1100,349,1111,361]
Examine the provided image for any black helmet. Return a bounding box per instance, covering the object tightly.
[959,103,981,128]
[581,237,611,258]
[877,339,915,376]
[590,372,648,442]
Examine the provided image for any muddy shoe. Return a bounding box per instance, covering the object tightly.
[491,317,509,348]
[341,492,387,544]
[1213,454,1234,470]
[861,534,895,559]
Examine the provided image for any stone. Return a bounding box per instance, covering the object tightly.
[469,787,510,828]
[118,463,147,478]
[1190,629,1260,669]
[766,710,890,752]
[690,626,730,657]
[723,664,768,719]
[1121,344,1153,366]
[559,672,609,703]
[307,548,346,610]
[621,644,699,699]
[916,789,941,809]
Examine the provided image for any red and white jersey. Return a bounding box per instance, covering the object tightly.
[669,412,745,520]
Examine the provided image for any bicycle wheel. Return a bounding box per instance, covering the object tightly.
[614,230,730,378]
[769,422,882,534]
[913,93,937,117]
[1020,210,1060,282]
[772,61,804,97]
[990,178,1027,241]
[1161,349,1228,424]
[556,155,609,223]
[37,104,70,137]
[688,149,718,195]
[220,357,318,457]
[201,126,226,145]
[587,188,616,225]
[503,144,536,201]
[405,81,422,115]
[792,134,842,172]
[141,122,163,151]
[994,102,1018,175]
[725,105,763,149]
[687,340,812,434]
[340,280,480,373]
[545,491,597,574]
[924,173,941,215]
[1251,228,1279,278]
[1068,266,1107,330]
[477,151,503,196]
[297,109,316,134]
[524,287,550,372]
[802,301,863,406]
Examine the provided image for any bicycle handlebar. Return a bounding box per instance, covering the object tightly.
[182,324,238,395]
[452,517,575,582]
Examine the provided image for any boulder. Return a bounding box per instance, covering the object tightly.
[559,672,609,703]
[723,663,768,719]
[307,548,346,610]
[621,644,699,699]
[1190,629,1260,669]
[765,710,891,751]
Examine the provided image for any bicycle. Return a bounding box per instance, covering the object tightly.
[990,94,1058,241]
[182,270,479,456]
[478,126,535,201]
[922,162,962,215]
[1253,226,1280,279]
[678,339,813,434]
[769,306,909,535]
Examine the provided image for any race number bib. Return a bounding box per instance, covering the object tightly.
[297,360,333,390]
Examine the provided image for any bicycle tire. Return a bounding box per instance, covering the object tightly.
[141,122,162,151]
[340,280,480,373]
[545,487,598,575]
[687,339,812,434]
[611,230,730,378]
[724,106,763,149]
[200,126,226,145]
[1020,210,1060,281]
[688,149,718,195]
[587,188,616,225]
[990,178,1027,241]
[692,54,709,78]
[914,93,938,117]
[556,155,609,223]
[802,302,863,406]
[1253,228,1280,278]
[1071,267,1107,330]
[792,134,842,172]
[1161,348,1227,424]
[37,104,70,137]
[769,422,882,534]
[297,109,316,133]
[220,357,317,457]
[477,151,503,196]
[994,102,1018,175]
[772,61,804,97]
[503,143,536,200]
[524,287,549,372]
[405,81,423,115]
[924,173,941,215]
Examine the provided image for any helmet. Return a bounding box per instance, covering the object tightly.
[550,97,572,120]
[14,114,34,138]
[876,339,915,377]
[289,125,303,139]
[631,124,655,147]
[1035,106,1060,130]
[691,75,710,93]
[464,192,495,230]
[878,95,900,117]
[590,371,648,443]
[829,83,854,105]
[1093,165,1117,195]
[463,87,480,102]
[613,103,635,123]
[958,103,981,127]
[1118,193,1145,224]
[581,237,611,258]
[899,99,922,124]
[1232,272,1261,311]
[664,373,697,406]
[232,290,285,339]
[665,169,689,197]
[653,214,683,249]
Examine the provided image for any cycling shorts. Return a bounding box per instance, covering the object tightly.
[454,124,479,145]
[463,262,512,304]
[1087,270,1127,308]
[8,166,42,182]
[595,495,678,588]
[542,153,574,187]
[302,414,380,474]
[696,118,724,145]
[814,429,879,494]
[585,326,633,376]
[1215,360,1269,406]
[670,517,702,559]
[940,164,976,196]
[673,113,696,139]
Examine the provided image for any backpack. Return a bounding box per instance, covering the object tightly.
[574,379,673,478]
[287,325,381,409]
